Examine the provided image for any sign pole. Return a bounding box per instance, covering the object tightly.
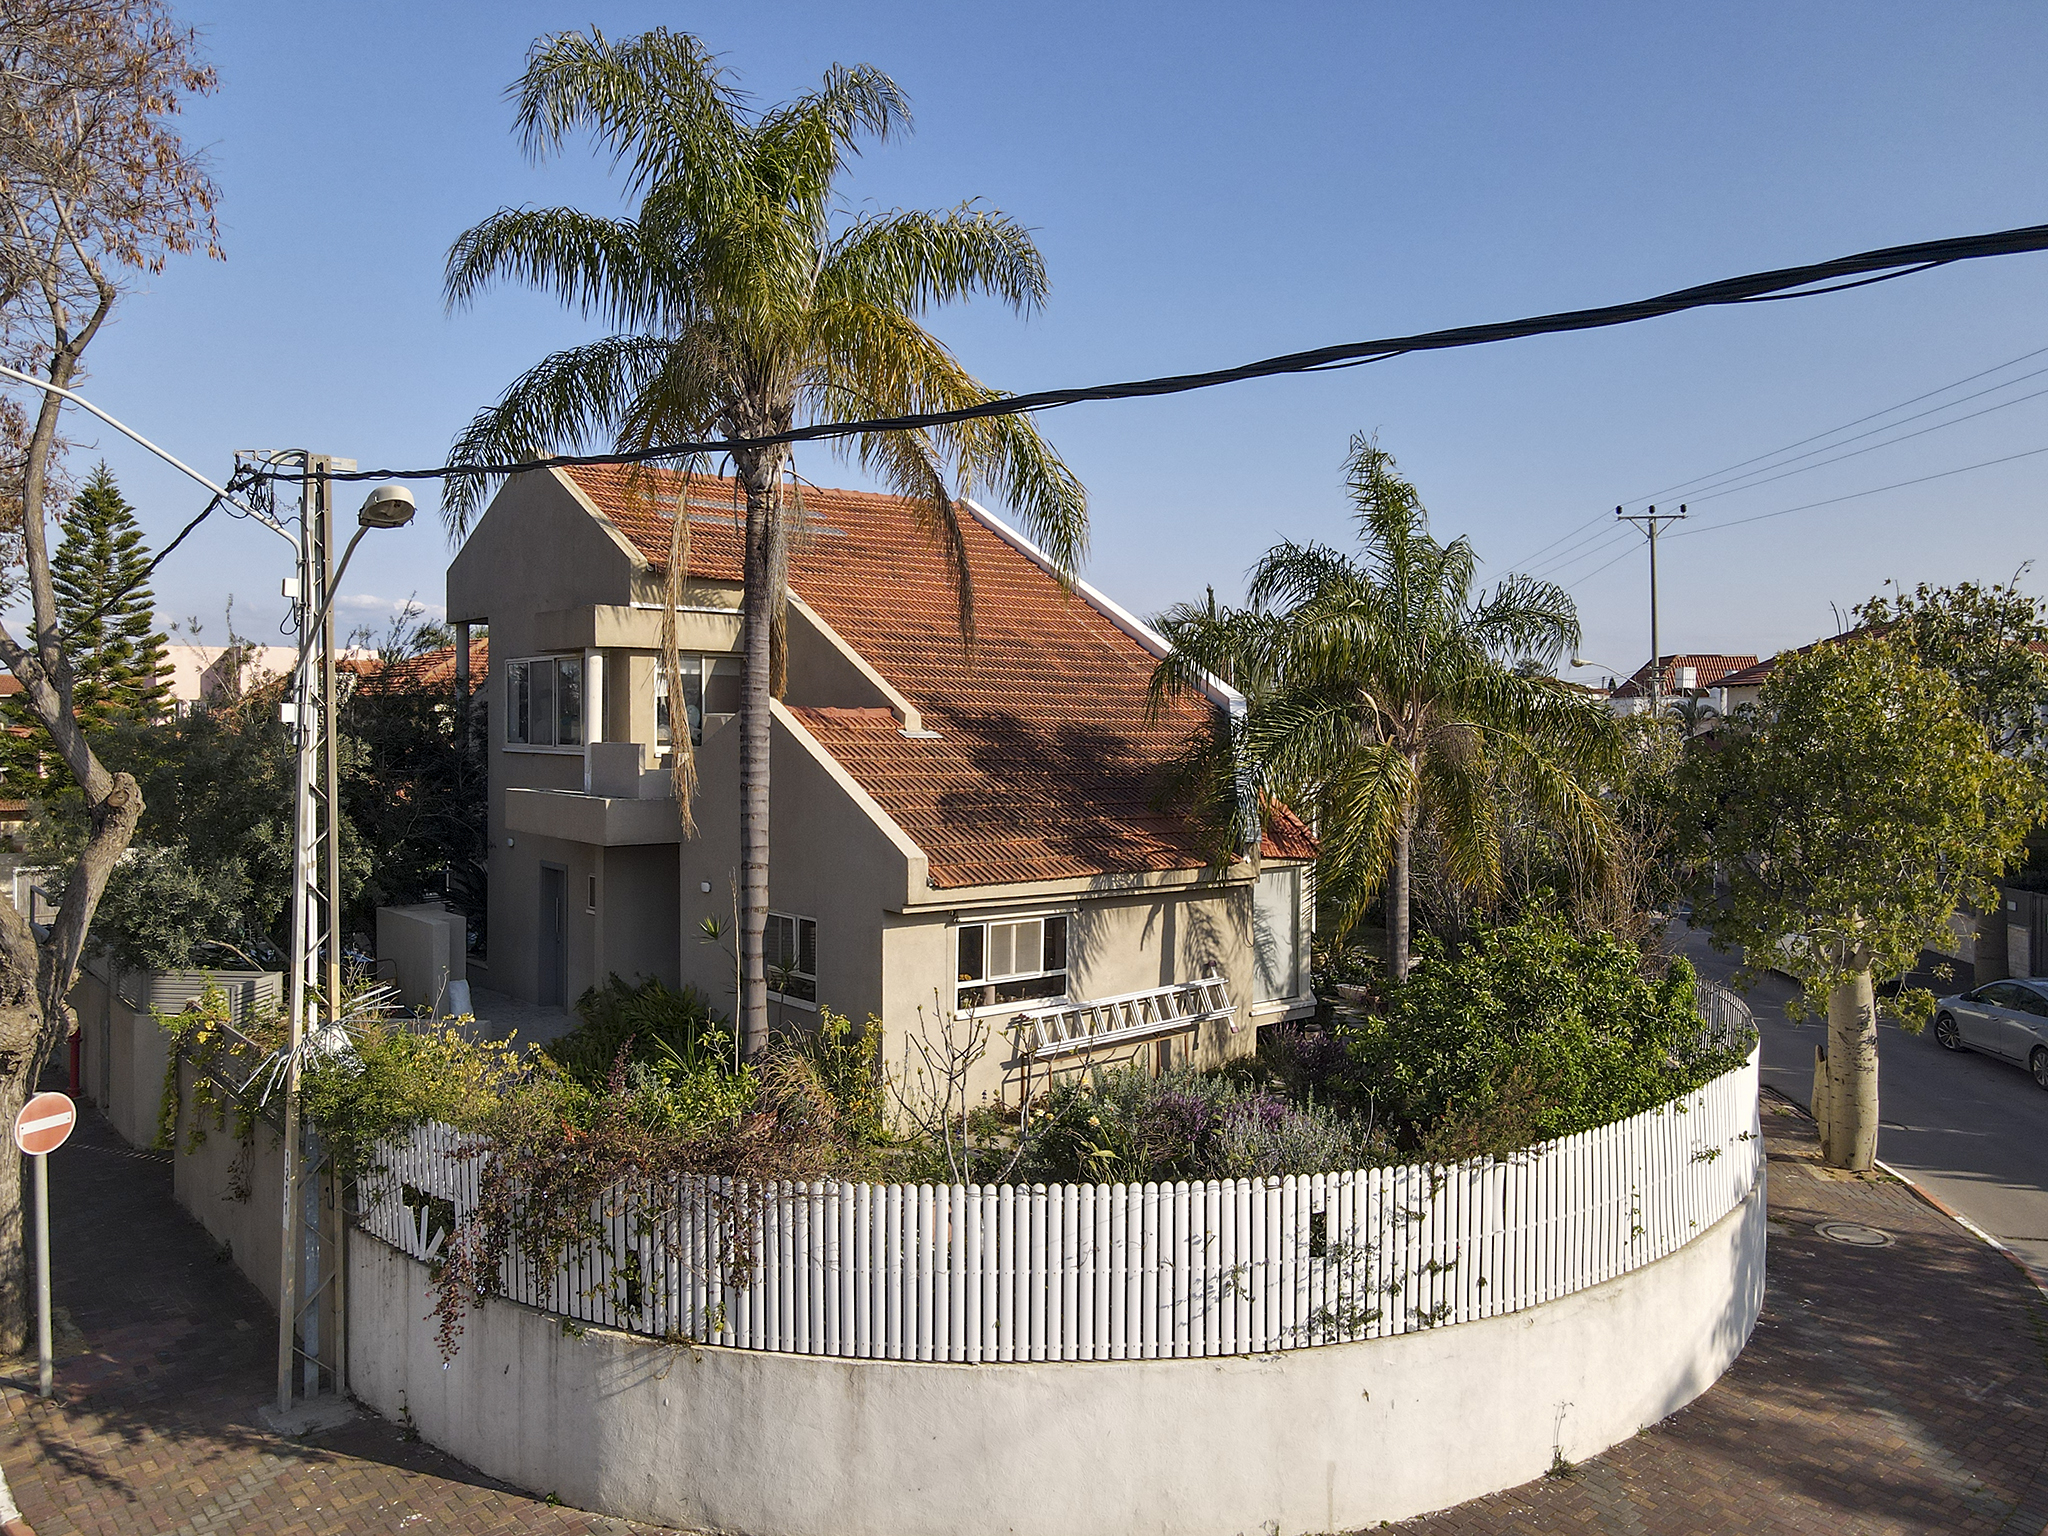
[33,1150,49,1399]
[13,1090,76,1400]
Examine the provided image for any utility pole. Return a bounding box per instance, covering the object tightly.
[243,448,353,1418]
[1615,503,1686,719]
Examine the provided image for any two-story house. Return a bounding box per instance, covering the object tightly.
[446,466,1316,1103]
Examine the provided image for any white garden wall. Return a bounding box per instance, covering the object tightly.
[348,1176,1764,1536]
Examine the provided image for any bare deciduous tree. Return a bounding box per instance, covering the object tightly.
[0,0,218,1347]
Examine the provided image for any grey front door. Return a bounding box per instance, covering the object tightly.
[539,864,566,1007]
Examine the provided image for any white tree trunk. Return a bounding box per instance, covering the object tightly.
[1822,967,1880,1170]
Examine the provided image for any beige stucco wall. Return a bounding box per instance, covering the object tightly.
[674,706,914,1028]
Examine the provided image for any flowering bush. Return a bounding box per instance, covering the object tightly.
[1017,1064,1383,1184]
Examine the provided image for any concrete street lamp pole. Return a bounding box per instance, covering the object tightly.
[0,366,416,1417]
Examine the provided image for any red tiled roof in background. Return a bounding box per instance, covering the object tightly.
[564,465,1313,888]
[342,638,489,691]
[1608,653,1759,700]
[1717,625,1892,690]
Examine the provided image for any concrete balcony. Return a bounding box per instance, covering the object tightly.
[505,786,682,846]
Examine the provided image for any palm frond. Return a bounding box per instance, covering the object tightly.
[821,204,1047,317]
[443,206,672,329]
[441,335,679,535]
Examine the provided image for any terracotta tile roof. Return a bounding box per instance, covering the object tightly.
[1718,626,1887,690]
[342,638,489,690]
[563,465,1313,889]
[1609,653,1759,699]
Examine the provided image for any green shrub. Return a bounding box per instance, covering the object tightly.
[549,974,731,1087]
[1345,914,1746,1155]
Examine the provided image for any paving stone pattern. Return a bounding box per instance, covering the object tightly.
[5,1095,2048,1533]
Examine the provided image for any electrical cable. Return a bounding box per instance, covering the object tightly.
[1624,339,2048,504]
[1670,374,2048,505]
[242,220,2048,487]
[1506,337,2048,577]
[1663,442,2048,543]
[72,467,255,629]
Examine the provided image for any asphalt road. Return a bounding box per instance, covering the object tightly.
[1672,921,2048,1277]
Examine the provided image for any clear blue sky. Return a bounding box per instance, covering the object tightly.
[38,0,2048,673]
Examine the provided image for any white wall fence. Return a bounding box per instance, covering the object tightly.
[360,1049,1759,1363]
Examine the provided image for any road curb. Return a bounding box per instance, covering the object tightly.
[1762,1083,2048,1302]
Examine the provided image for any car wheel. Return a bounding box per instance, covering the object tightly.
[1935,1012,1962,1051]
[2034,1048,2048,1091]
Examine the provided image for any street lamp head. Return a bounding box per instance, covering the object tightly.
[355,483,416,530]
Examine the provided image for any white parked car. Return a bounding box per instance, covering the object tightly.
[1933,979,2048,1088]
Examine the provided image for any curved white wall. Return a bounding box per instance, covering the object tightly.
[348,1176,1765,1536]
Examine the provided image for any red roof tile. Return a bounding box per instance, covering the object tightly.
[564,465,1313,889]
[343,638,489,691]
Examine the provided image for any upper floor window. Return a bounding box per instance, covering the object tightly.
[766,911,817,1003]
[506,656,583,748]
[657,654,743,747]
[957,914,1068,1013]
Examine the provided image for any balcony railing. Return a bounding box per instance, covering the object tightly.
[1013,976,1236,1060]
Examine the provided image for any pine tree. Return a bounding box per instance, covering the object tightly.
[52,462,170,729]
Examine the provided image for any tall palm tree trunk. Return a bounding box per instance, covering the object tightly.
[736,449,785,1056]
[1388,799,1415,983]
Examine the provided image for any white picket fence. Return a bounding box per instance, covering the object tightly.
[358,1048,1760,1361]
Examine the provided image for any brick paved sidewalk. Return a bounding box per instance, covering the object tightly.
[1388,1093,2048,1535]
[6,1094,2048,1534]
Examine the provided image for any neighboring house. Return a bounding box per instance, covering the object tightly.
[343,636,490,694]
[1605,654,1759,720]
[165,641,378,713]
[1716,627,1883,714]
[446,467,1317,1103]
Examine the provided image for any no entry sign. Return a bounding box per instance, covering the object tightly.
[14,1092,75,1156]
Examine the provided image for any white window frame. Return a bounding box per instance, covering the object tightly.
[504,654,586,753]
[765,910,818,1008]
[955,910,1071,1016]
[656,653,743,749]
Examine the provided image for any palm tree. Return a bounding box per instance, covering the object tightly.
[441,30,1087,1053]
[1665,690,1720,736]
[1155,435,1622,981]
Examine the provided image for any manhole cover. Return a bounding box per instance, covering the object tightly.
[1815,1220,1894,1247]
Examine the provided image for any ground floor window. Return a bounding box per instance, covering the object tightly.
[766,911,817,1003]
[1254,867,1302,1003]
[957,914,1068,1013]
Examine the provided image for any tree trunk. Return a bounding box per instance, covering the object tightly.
[735,449,786,1058]
[1388,810,1413,983]
[0,1009,34,1352]
[1822,966,1879,1170]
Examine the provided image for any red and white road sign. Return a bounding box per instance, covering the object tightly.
[13,1092,75,1156]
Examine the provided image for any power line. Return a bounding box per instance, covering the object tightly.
[1676,373,2048,505]
[1623,338,2048,504]
[1507,336,2048,578]
[1665,442,2048,542]
[241,220,2048,486]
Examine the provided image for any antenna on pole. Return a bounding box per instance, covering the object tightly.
[1615,503,1687,719]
